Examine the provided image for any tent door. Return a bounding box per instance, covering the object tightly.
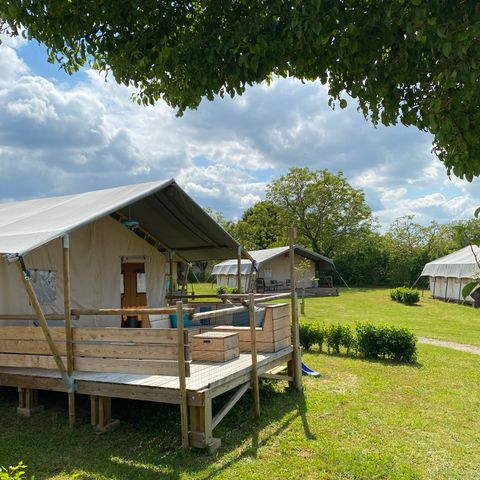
[121,262,149,327]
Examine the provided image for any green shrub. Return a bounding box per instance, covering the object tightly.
[382,325,417,362]
[299,322,325,351]
[340,324,355,355]
[312,323,325,352]
[355,322,383,358]
[0,462,33,480]
[325,323,344,354]
[216,285,239,295]
[390,287,420,305]
[355,322,417,363]
[299,322,315,351]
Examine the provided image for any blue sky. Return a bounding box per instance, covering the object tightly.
[0,34,479,229]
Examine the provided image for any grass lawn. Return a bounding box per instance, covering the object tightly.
[300,287,480,347]
[1,287,480,479]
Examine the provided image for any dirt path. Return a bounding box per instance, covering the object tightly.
[419,337,480,355]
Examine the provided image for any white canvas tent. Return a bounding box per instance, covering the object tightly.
[0,179,244,326]
[212,245,334,291]
[421,245,480,304]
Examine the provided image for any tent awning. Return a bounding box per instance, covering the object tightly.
[0,179,242,262]
[421,245,480,279]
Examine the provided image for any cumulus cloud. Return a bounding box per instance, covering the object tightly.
[0,37,479,227]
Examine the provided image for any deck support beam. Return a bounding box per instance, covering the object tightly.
[176,301,189,448]
[249,292,261,419]
[63,234,76,428]
[188,393,221,453]
[288,227,303,391]
[90,395,119,433]
[17,387,44,417]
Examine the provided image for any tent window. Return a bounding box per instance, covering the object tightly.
[137,273,146,294]
[31,270,57,305]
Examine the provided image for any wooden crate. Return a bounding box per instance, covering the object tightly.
[192,332,239,362]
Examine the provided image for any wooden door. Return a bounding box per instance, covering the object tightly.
[121,262,149,327]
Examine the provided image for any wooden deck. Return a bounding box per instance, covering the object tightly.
[0,346,293,450]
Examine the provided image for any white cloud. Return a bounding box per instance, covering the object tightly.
[0,40,479,228]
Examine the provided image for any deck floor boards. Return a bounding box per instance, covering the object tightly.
[0,347,293,393]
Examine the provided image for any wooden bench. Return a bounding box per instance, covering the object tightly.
[205,303,291,353]
[0,326,191,376]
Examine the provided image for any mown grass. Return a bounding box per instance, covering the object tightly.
[300,287,480,346]
[1,287,480,479]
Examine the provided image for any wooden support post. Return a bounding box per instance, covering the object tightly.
[16,260,71,384]
[63,235,76,428]
[181,263,191,295]
[90,395,119,433]
[288,228,303,391]
[188,393,220,453]
[237,246,243,294]
[249,292,260,419]
[17,387,44,417]
[247,260,256,293]
[169,252,175,299]
[176,301,189,448]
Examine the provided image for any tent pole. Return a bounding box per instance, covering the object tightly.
[458,278,463,304]
[169,252,174,299]
[16,259,74,392]
[445,277,449,302]
[63,235,76,428]
[237,246,242,294]
[288,228,302,391]
[432,277,436,299]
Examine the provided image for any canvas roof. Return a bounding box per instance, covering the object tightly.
[421,245,480,279]
[0,179,242,261]
[211,245,334,276]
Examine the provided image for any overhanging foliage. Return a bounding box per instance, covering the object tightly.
[1,1,480,178]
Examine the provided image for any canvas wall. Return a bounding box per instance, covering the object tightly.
[428,276,475,304]
[0,216,167,326]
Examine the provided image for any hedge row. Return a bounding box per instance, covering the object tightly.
[299,321,417,363]
[390,287,420,305]
[216,285,239,295]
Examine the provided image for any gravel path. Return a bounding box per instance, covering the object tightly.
[419,337,480,355]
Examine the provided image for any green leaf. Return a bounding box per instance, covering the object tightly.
[339,99,347,109]
[462,282,478,299]
[474,207,480,218]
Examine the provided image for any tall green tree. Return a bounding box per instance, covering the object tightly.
[2,1,480,178]
[233,201,285,250]
[266,167,374,257]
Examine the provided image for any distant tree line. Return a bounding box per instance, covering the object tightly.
[205,167,480,288]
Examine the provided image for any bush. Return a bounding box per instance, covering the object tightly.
[325,323,344,354]
[0,462,33,480]
[299,322,316,351]
[216,285,239,295]
[312,323,325,352]
[299,322,325,351]
[382,325,417,362]
[339,324,355,355]
[355,322,383,358]
[390,287,420,305]
[355,322,417,363]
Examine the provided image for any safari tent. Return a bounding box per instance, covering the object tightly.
[211,245,337,295]
[0,179,301,450]
[0,179,244,327]
[421,245,480,304]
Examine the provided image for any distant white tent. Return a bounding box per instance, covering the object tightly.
[421,245,480,304]
[212,246,334,291]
